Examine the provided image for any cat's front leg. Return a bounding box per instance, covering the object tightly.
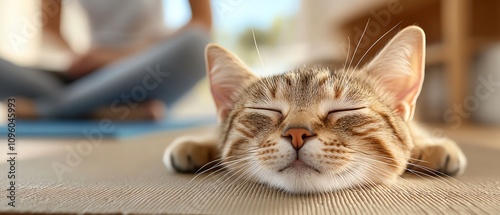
[409,136,467,176]
[163,135,219,173]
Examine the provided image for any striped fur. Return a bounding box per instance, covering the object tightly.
[164,26,466,193]
[216,67,413,193]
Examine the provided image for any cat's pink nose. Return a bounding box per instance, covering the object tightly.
[283,128,314,150]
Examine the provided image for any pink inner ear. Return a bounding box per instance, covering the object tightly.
[378,57,423,121]
[210,84,233,119]
[205,44,257,121]
[364,26,425,121]
[395,103,411,121]
[397,48,425,109]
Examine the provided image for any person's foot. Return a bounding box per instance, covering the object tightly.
[90,99,166,121]
[14,97,39,119]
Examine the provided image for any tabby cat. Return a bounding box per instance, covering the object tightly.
[163,26,466,193]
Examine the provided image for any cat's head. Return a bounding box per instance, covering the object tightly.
[207,26,425,193]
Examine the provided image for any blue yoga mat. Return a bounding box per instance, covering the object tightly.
[0,116,216,139]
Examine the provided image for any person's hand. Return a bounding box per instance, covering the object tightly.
[67,46,132,78]
[42,31,74,54]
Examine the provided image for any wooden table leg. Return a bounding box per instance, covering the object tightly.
[441,0,471,114]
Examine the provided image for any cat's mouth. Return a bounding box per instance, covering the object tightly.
[278,159,321,174]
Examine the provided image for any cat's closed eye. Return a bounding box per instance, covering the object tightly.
[327,107,366,115]
[326,106,366,117]
[246,107,283,116]
[326,107,367,121]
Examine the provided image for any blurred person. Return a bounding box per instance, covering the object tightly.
[0,0,212,120]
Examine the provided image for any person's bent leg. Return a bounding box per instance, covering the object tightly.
[37,27,210,119]
[0,58,65,119]
[0,58,64,99]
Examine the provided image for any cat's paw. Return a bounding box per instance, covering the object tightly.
[163,136,218,173]
[410,138,467,176]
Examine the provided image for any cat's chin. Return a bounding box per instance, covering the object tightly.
[259,164,397,194]
[278,160,321,174]
[267,173,361,194]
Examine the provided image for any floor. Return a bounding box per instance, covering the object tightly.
[433,123,500,149]
[1,124,499,214]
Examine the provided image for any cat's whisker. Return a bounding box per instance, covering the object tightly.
[193,156,233,175]
[334,168,356,191]
[202,164,253,194]
[354,154,426,178]
[347,18,370,71]
[347,166,374,191]
[347,146,429,164]
[190,148,260,181]
[356,169,399,194]
[338,35,354,89]
[195,163,246,186]
[252,28,268,75]
[193,155,254,184]
[251,29,277,99]
[402,168,455,192]
[252,75,276,103]
[231,165,260,187]
[354,160,411,191]
[191,158,239,182]
[188,142,259,183]
[404,168,457,192]
[357,155,461,189]
[339,63,353,90]
[215,162,254,186]
[357,160,424,193]
[213,166,242,185]
[342,36,351,73]
[237,166,258,185]
[352,21,403,72]
[355,151,458,183]
[192,161,239,184]
[405,162,464,187]
[190,160,226,182]
[224,163,256,183]
[357,170,377,187]
[231,174,260,198]
[261,78,277,101]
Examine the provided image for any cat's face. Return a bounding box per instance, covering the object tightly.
[206,26,425,193]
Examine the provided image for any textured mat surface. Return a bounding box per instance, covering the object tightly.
[0,127,499,214]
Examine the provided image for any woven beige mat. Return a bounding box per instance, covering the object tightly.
[0,128,499,214]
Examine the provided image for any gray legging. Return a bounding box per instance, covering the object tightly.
[0,27,210,119]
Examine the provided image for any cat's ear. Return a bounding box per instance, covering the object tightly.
[205,44,258,121]
[364,26,425,121]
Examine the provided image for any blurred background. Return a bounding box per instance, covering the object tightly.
[0,0,499,145]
